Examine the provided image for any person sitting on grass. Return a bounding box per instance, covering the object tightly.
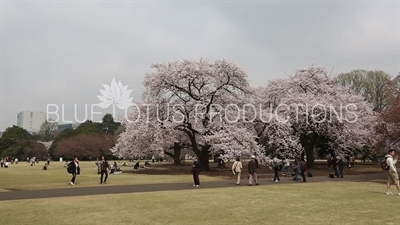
[109,165,115,174]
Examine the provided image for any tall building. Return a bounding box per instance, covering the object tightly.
[17,111,46,134]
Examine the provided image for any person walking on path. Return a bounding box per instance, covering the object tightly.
[272,156,281,182]
[385,149,400,196]
[100,156,110,184]
[232,157,243,185]
[248,155,259,186]
[333,156,344,178]
[47,155,51,166]
[348,155,355,169]
[67,157,80,186]
[337,156,345,178]
[192,158,201,187]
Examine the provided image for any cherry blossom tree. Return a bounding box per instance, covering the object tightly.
[111,103,191,164]
[247,86,304,158]
[205,125,259,159]
[37,141,53,151]
[256,65,376,168]
[141,59,252,170]
[111,106,164,160]
[114,61,376,170]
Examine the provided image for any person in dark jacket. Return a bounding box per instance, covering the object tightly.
[248,155,259,186]
[300,160,307,182]
[100,156,109,184]
[67,157,80,186]
[192,158,201,187]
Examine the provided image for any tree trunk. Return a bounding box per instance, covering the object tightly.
[173,142,182,165]
[163,142,182,165]
[300,133,317,169]
[198,145,210,171]
[305,145,315,168]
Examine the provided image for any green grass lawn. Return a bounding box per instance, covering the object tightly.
[0,161,225,190]
[0,182,399,225]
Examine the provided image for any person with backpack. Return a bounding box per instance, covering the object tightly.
[232,157,243,185]
[67,157,80,186]
[100,156,110,184]
[272,156,281,182]
[384,149,400,195]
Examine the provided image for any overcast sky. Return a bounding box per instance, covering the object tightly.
[1,0,399,131]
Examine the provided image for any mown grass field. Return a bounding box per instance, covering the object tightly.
[0,160,398,224]
[0,161,226,191]
[0,182,399,225]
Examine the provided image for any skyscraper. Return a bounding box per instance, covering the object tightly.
[17,111,46,134]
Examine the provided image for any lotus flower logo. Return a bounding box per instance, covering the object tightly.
[97,78,134,117]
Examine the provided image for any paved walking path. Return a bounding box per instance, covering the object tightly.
[0,172,386,201]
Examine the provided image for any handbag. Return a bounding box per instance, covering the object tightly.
[233,162,240,173]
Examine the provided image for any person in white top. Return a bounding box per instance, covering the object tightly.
[283,156,290,177]
[272,156,282,182]
[385,149,400,196]
[231,157,243,185]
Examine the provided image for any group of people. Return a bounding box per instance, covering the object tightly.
[192,150,400,197]
[67,156,123,186]
[1,156,50,169]
[330,156,345,178]
[326,154,356,178]
[0,157,20,168]
[65,150,399,197]
[96,159,121,175]
[0,157,11,168]
[191,155,310,187]
[238,155,308,186]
